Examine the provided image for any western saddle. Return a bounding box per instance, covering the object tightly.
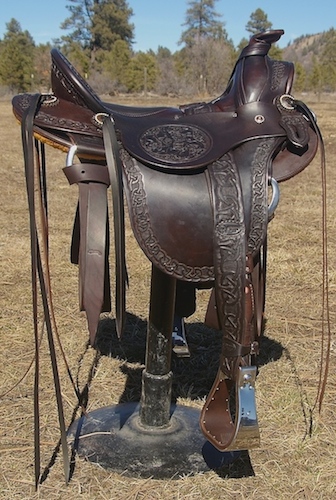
[13,30,327,484]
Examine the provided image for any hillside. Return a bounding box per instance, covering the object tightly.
[282,32,328,70]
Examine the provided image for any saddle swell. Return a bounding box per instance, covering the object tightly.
[13,30,321,455]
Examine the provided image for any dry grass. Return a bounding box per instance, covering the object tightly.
[0,95,336,499]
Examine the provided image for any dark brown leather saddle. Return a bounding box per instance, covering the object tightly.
[13,30,320,459]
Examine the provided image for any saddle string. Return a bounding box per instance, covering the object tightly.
[22,95,70,485]
[21,95,87,486]
[292,99,331,412]
[34,141,88,409]
[21,94,41,488]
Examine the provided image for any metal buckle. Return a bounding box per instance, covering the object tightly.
[65,144,78,167]
[40,93,58,106]
[279,94,295,110]
[94,112,110,125]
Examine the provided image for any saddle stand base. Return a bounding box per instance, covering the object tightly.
[68,402,241,478]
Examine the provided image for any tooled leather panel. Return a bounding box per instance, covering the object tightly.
[247,137,277,255]
[120,148,215,283]
[201,154,246,448]
[51,60,88,108]
[138,123,213,164]
[13,94,102,137]
[207,153,246,359]
[270,60,292,93]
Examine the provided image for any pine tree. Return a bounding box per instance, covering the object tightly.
[0,19,35,92]
[321,28,336,91]
[103,39,132,91]
[246,9,272,35]
[180,0,227,47]
[125,51,158,93]
[309,57,322,96]
[178,0,234,95]
[61,0,134,57]
[293,62,306,93]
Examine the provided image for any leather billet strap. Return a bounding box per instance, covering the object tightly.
[79,183,108,345]
[102,116,127,338]
[63,116,127,343]
[63,163,111,345]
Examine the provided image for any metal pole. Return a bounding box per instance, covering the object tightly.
[139,264,176,427]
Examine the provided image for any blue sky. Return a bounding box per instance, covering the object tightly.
[1,0,334,51]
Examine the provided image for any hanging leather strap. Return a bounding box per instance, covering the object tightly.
[21,93,41,489]
[21,95,70,487]
[293,100,331,413]
[102,116,127,338]
[63,116,127,344]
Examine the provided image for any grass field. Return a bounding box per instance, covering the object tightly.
[0,95,335,499]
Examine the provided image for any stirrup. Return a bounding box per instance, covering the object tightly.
[226,366,260,451]
[172,316,190,357]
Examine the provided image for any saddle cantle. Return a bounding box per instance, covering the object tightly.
[13,29,323,467]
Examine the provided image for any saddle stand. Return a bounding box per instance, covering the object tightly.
[13,30,321,482]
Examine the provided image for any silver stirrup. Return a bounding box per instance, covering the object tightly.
[226,366,260,451]
[172,316,190,357]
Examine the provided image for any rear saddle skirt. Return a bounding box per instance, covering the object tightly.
[13,30,319,452]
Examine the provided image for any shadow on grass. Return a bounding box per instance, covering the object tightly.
[95,313,284,404]
[40,313,284,484]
